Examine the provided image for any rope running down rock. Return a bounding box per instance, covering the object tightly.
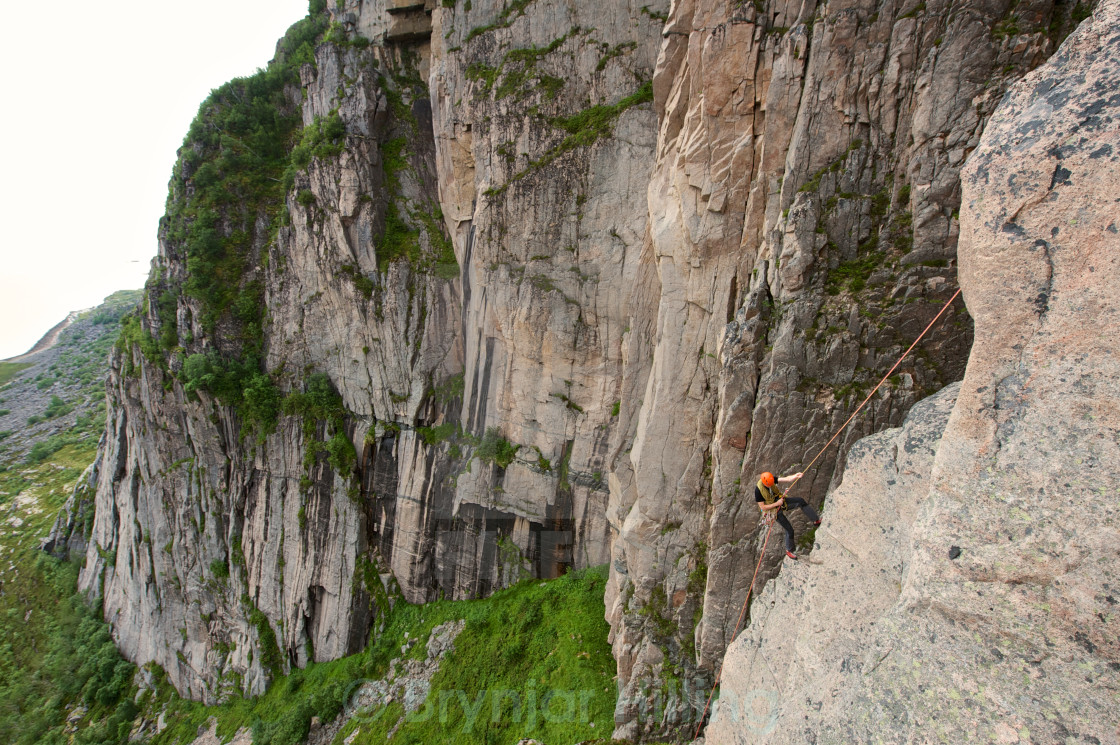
[692,286,963,739]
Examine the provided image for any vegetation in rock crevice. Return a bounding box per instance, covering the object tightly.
[118,8,330,439]
[282,109,347,190]
[464,27,578,101]
[484,81,654,196]
[463,0,540,42]
[283,373,357,488]
[372,76,459,281]
[474,426,521,469]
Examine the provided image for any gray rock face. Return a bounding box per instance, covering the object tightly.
[420,0,668,601]
[75,0,1098,721]
[705,383,959,742]
[708,1,1120,740]
[78,0,665,701]
[603,0,1083,736]
[79,31,455,700]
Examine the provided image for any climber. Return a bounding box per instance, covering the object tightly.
[755,471,821,560]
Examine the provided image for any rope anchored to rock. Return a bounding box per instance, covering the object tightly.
[692,286,963,739]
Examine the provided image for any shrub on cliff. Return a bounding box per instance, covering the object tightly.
[241,373,282,434]
[326,430,357,473]
[181,353,217,392]
[282,373,346,428]
[181,352,282,436]
[475,426,520,468]
[128,8,328,427]
[283,110,347,190]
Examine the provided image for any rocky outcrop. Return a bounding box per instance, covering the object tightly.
[420,0,668,598]
[307,619,466,745]
[41,459,98,562]
[707,1,1120,740]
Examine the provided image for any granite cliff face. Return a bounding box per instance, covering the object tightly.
[77,0,666,703]
[605,0,1074,734]
[708,1,1119,740]
[69,0,1099,731]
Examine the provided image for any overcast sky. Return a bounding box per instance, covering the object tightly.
[0,0,309,359]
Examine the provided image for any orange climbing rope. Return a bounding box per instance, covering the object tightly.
[692,286,963,738]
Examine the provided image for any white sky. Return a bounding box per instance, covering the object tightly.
[0,0,310,359]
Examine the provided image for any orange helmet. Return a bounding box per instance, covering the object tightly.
[760,472,775,487]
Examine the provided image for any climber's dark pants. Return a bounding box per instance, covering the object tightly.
[774,497,820,553]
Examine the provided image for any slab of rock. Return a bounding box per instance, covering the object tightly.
[705,383,958,742]
[188,719,252,745]
[707,0,1120,740]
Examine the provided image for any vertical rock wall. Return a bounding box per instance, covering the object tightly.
[80,0,671,701]
[423,0,667,599]
[708,2,1119,739]
[605,0,1073,735]
[79,27,465,699]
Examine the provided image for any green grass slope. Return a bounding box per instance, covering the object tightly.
[0,444,139,745]
[0,289,147,743]
[147,566,618,745]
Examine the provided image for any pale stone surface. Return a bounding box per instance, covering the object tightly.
[428,0,668,602]
[605,0,1070,735]
[78,0,667,702]
[708,1,1120,740]
[188,719,252,745]
[705,384,959,743]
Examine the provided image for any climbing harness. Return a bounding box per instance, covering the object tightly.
[692,287,963,738]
